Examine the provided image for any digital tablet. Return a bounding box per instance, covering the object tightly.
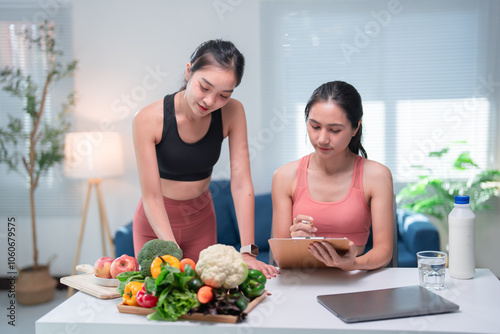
[268,237,350,269]
[317,285,460,323]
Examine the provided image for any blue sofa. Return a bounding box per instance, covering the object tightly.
[115,180,440,267]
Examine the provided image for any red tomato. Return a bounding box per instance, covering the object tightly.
[179,258,196,273]
[197,286,213,304]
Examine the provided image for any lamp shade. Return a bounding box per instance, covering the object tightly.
[64,132,124,179]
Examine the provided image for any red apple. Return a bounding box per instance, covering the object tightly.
[110,254,139,278]
[94,257,114,278]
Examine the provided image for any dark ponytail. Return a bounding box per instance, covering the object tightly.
[181,39,245,90]
[304,81,367,158]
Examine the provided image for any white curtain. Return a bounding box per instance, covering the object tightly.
[0,3,79,216]
[258,0,499,192]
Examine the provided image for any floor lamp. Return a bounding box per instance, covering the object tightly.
[64,132,124,296]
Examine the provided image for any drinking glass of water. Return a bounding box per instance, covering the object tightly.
[417,251,447,290]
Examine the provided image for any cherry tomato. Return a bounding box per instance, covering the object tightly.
[179,258,196,273]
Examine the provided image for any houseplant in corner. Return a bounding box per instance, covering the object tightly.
[396,142,500,251]
[0,21,77,304]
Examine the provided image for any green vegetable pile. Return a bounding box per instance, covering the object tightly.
[145,265,199,321]
[191,269,266,320]
[192,288,249,317]
[115,243,268,322]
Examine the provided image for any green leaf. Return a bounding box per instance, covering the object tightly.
[397,141,499,225]
[429,147,449,158]
[454,152,478,170]
[115,272,144,296]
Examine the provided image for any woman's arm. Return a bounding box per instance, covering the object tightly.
[224,99,279,277]
[354,160,394,270]
[132,102,176,243]
[224,99,254,246]
[271,163,296,238]
[272,162,316,238]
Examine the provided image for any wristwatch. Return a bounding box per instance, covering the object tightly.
[240,244,259,257]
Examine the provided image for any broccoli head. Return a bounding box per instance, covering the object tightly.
[137,239,183,277]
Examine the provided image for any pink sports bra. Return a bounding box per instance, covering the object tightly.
[292,154,371,246]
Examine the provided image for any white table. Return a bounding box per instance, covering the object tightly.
[36,268,500,334]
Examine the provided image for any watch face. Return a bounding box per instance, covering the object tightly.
[250,244,259,256]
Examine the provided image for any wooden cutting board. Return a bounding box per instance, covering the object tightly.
[60,273,121,299]
[117,292,267,323]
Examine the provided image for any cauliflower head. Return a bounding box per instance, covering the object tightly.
[195,244,248,289]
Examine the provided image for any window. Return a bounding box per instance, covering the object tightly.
[0,3,79,216]
[258,0,499,192]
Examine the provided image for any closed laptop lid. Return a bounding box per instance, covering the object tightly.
[317,285,459,323]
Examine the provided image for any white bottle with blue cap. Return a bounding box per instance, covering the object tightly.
[448,195,476,279]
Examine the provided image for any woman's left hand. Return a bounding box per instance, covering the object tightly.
[242,254,280,279]
[308,240,358,271]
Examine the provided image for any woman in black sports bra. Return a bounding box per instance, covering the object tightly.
[132,39,278,277]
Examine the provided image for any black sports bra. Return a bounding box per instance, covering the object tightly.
[155,93,224,181]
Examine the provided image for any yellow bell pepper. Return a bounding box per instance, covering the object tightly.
[123,281,144,306]
[151,255,181,278]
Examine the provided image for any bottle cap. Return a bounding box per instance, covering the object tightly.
[455,195,470,204]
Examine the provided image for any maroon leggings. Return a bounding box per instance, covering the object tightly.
[133,189,217,262]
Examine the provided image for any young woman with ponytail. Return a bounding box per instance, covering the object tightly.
[133,40,278,277]
[271,81,394,271]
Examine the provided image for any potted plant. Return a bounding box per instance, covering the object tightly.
[0,21,77,304]
[396,141,500,251]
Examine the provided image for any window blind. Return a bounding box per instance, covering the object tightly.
[0,2,80,217]
[258,0,498,191]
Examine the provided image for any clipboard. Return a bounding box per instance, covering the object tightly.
[268,237,350,269]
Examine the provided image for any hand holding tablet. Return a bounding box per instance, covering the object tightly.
[268,237,350,268]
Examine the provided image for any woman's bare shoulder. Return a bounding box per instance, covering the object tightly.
[273,159,301,184]
[221,98,244,120]
[362,158,394,191]
[134,98,163,122]
[133,98,164,144]
[363,159,392,177]
[224,97,244,110]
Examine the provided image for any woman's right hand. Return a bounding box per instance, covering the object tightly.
[290,215,317,237]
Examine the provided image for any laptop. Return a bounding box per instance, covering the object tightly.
[317,285,459,323]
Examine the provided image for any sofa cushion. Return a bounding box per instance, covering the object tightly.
[115,222,135,257]
[253,193,273,252]
[398,209,429,235]
[229,193,273,252]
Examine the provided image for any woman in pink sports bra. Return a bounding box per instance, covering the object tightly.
[272,81,394,271]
